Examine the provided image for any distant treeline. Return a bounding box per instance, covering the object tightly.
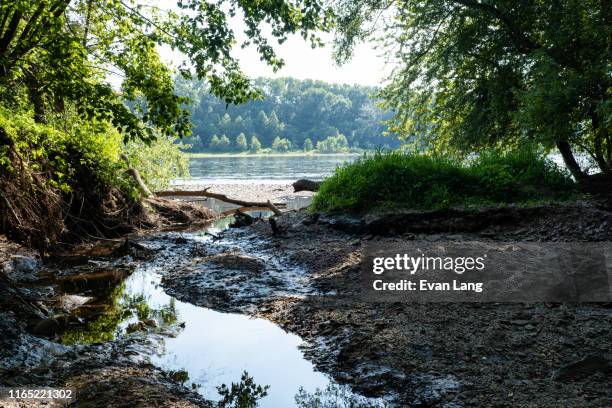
[175,77,400,153]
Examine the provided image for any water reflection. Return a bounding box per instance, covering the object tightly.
[56,224,382,407]
[58,244,332,407]
[295,383,389,408]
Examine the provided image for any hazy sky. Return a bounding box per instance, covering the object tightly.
[229,32,389,86]
[158,33,389,87]
[152,1,389,87]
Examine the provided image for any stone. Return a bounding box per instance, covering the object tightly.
[32,317,62,336]
[552,354,611,381]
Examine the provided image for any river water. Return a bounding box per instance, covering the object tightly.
[178,152,592,187]
[177,154,359,185]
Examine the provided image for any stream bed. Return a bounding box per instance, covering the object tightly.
[53,217,386,407]
[123,264,330,407]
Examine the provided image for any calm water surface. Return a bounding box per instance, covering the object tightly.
[123,264,330,407]
[180,154,359,184]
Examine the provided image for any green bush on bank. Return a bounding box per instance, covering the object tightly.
[0,106,187,194]
[0,106,133,195]
[312,148,578,213]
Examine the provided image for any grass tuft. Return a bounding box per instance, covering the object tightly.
[312,148,578,214]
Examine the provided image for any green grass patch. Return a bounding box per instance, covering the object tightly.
[312,149,578,214]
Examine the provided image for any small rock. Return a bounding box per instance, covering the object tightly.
[3,255,39,282]
[126,322,147,333]
[32,317,62,336]
[145,319,158,328]
[552,354,611,381]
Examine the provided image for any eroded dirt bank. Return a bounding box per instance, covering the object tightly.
[161,203,612,407]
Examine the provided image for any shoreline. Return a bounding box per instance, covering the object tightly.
[169,181,313,203]
[186,152,362,158]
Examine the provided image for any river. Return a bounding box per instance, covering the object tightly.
[175,154,359,185]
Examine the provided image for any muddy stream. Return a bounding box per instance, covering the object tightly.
[49,201,385,407]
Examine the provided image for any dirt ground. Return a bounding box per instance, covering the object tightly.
[1,201,611,407]
[161,203,612,407]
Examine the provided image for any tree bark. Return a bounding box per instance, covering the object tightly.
[120,154,153,198]
[25,71,46,123]
[590,109,611,174]
[556,140,586,181]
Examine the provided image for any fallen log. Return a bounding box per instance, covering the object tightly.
[155,188,284,215]
[220,206,274,216]
[292,179,321,192]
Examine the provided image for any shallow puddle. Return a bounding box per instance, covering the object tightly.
[123,265,332,407]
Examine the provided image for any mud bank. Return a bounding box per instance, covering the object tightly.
[0,236,215,408]
[161,203,612,407]
[2,202,611,407]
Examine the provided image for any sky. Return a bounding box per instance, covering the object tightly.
[228,32,390,87]
[152,1,390,87]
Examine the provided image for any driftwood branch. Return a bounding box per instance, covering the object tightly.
[121,154,153,198]
[156,188,284,215]
[220,206,277,216]
[292,179,321,192]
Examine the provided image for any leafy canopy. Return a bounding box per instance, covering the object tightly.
[0,0,332,142]
[332,0,611,177]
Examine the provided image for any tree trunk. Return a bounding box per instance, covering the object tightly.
[556,140,586,181]
[25,72,46,123]
[590,109,611,174]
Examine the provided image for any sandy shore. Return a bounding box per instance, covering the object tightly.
[170,182,313,203]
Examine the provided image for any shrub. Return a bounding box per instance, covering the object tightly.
[249,135,262,152]
[235,133,248,151]
[272,136,291,152]
[0,107,141,248]
[312,149,577,214]
[123,135,189,191]
[316,134,349,153]
[303,137,314,151]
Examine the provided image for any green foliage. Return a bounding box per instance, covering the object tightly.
[303,138,314,151]
[123,136,190,191]
[271,136,292,152]
[249,135,262,152]
[312,149,577,214]
[217,371,269,408]
[176,77,399,152]
[209,134,232,152]
[235,133,248,152]
[332,0,612,176]
[1,105,186,197]
[0,106,134,196]
[295,383,388,408]
[0,0,331,143]
[316,134,349,153]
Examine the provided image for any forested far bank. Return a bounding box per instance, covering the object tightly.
[175,77,400,153]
